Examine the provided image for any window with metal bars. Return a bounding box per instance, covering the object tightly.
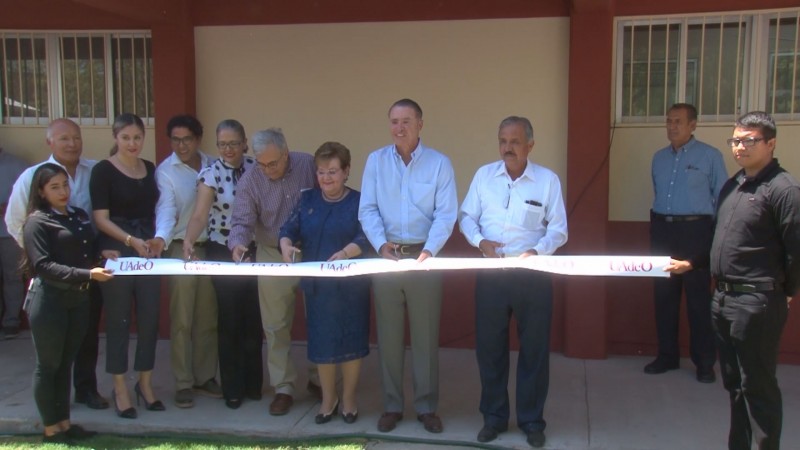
[0,31,153,125]
[616,8,800,122]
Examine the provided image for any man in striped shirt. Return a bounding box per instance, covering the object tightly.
[228,128,319,416]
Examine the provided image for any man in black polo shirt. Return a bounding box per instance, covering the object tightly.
[667,111,800,449]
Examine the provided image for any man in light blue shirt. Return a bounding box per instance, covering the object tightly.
[647,103,727,383]
[359,98,457,435]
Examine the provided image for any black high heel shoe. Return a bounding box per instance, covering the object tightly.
[111,389,137,419]
[315,398,339,424]
[134,382,165,411]
[342,410,359,424]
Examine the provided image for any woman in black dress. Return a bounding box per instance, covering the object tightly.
[22,163,114,443]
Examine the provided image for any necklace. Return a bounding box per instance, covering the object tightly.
[322,188,348,203]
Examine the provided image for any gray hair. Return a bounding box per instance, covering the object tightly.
[499,116,534,142]
[250,127,288,156]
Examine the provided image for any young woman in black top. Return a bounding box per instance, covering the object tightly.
[90,113,163,418]
[22,163,114,443]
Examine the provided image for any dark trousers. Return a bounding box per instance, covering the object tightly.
[207,241,263,400]
[713,289,787,450]
[475,269,552,432]
[650,217,716,368]
[73,281,102,396]
[28,279,90,426]
[100,275,161,374]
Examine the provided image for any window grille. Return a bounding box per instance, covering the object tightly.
[0,31,153,125]
[616,8,800,122]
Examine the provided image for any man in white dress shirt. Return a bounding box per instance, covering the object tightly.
[4,118,109,410]
[151,115,219,408]
[459,116,568,448]
[358,98,458,434]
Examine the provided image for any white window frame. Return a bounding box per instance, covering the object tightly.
[0,30,154,126]
[614,7,800,124]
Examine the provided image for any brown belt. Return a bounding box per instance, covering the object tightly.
[394,243,425,259]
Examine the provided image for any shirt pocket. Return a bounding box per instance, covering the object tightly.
[517,203,545,229]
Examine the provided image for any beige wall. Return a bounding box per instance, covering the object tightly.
[194,18,570,199]
[610,123,800,221]
[0,125,157,166]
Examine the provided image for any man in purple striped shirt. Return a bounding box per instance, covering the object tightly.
[228,128,319,416]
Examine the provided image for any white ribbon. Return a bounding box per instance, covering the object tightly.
[105,255,671,278]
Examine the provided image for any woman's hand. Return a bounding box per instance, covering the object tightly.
[90,267,114,282]
[101,249,121,261]
[327,249,349,262]
[130,236,151,258]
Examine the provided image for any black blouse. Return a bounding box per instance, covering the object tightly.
[22,207,94,283]
[89,159,159,221]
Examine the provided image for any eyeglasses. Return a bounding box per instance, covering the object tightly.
[170,136,196,146]
[316,169,342,177]
[726,137,764,148]
[216,141,242,149]
[259,157,283,170]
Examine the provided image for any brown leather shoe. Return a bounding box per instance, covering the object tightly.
[417,412,443,433]
[377,411,403,432]
[269,393,293,416]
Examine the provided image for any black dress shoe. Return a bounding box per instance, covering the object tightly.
[65,424,97,440]
[225,398,242,409]
[643,358,679,374]
[75,391,110,410]
[42,432,75,445]
[525,429,546,448]
[306,381,322,400]
[696,366,716,383]
[477,425,499,443]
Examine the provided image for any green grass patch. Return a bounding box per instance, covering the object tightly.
[0,434,368,449]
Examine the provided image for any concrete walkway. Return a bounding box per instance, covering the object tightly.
[0,333,798,449]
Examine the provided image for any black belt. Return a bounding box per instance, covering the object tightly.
[395,243,425,258]
[717,281,775,293]
[651,212,711,223]
[41,278,91,291]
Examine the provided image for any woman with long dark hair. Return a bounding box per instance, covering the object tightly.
[90,113,163,418]
[22,163,114,443]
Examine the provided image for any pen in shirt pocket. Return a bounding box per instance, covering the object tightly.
[525,200,542,207]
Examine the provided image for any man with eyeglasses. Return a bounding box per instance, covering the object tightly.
[5,119,108,409]
[152,115,220,408]
[646,103,727,383]
[359,99,457,435]
[459,116,567,448]
[228,127,320,415]
[666,111,800,449]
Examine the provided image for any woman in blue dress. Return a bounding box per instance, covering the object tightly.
[279,142,370,425]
